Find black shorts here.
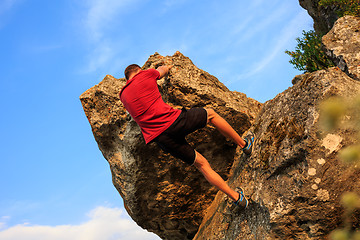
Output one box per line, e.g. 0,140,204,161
154,107,208,165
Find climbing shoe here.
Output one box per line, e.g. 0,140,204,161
233,187,248,209
242,131,255,155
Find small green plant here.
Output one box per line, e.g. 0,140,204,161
285,30,334,73
286,0,359,73
319,0,360,17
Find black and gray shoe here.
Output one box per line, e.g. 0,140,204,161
233,187,248,209
242,131,255,155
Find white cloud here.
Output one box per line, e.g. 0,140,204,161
84,42,114,73
0,0,19,16
162,0,188,13
229,10,310,83
84,0,132,41
0,216,10,230
0,206,159,240
0,0,22,28
236,4,289,44
80,0,141,74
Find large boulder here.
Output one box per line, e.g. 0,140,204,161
80,15,360,240
194,16,360,240
194,67,360,240
80,52,262,240
299,0,340,34
322,16,360,81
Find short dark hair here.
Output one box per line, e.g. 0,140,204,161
124,64,141,80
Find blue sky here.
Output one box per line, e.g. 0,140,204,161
0,0,313,239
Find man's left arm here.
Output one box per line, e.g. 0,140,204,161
156,65,173,79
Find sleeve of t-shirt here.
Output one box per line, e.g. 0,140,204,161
147,68,160,80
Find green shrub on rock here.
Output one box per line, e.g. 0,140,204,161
319,0,360,17
285,30,334,73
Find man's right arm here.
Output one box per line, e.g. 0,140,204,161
156,65,173,79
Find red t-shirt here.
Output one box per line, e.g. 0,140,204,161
119,68,181,144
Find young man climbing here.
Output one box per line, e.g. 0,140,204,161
119,63,254,209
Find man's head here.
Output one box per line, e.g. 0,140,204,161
124,64,141,80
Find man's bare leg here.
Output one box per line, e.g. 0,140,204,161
206,108,246,148
193,151,239,201
197,108,253,203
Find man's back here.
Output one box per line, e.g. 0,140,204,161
120,68,180,144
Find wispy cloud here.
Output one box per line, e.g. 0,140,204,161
161,0,188,13
0,0,22,28
0,0,19,16
84,42,114,73
0,216,10,230
236,4,290,44
84,0,132,41
80,0,139,74
0,206,159,240
230,10,310,83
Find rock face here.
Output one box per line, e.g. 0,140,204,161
299,0,340,34
322,16,360,81
80,16,360,240
194,68,360,240
193,16,360,240
80,52,261,239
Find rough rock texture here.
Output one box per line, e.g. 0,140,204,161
81,15,360,240
194,67,360,240
322,16,360,81
194,17,360,240
80,52,261,240
299,0,340,34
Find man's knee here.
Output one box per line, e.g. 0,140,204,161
193,151,210,170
